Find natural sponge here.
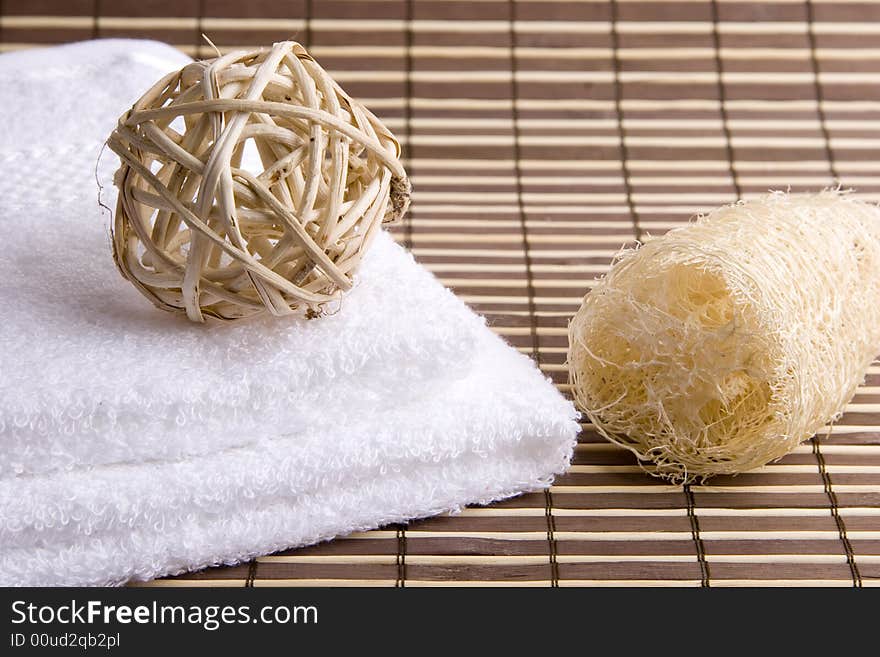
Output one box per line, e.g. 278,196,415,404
568,191,880,482
107,41,409,322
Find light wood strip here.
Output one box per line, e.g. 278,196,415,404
252,45,880,61
457,507,685,517
419,217,822,230
409,195,877,208
252,579,553,588
568,463,880,474
267,555,700,565
550,484,880,494
440,279,591,289
399,203,880,215
402,134,880,148
338,510,880,541
397,118,880,131
405,176,638,187
154,578,876,587
330,70,880,85
415,197,868,213
20,42,880,62
454,507,880,518
402,580,551,588
711,579,861,587
258,553,880,565
460,295,583,304
484,309,575,317
702,507,880,517
344,45,880,61
493,327,569,336
259,555,396,565
318,525,880,545
348,530,880,540
425,262,609,273
404,159,880,172
574,435,880,449
411,248,620,258
403,206,677,215
9,16,880,36
138,578,706,587
397,233,631,243
409,192,878,204
409,206,707,216
0,43,51,52
254,579,397,588
840,404,880,413
341,0,880,4
404,202,880,215
406,206,633,215
409,219,620,229
349,528,864,541
259,555,544,565
131,579,246,588
367,98,880,112
781,425,878,435
170,43,880,62
706,554,856,564
0,16,171,29
411,191,628,201
411,175,879,187
408,192,808,203
556,580,701,587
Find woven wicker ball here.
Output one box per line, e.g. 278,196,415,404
106,41,410,322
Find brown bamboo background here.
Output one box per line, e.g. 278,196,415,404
4,0,880,587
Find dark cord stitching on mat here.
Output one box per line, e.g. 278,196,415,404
507,0,555,584
245,560,258,587
806,0,856,586
506,0,538,365
709,0,742,200
544,490,560,587
684,484,711,587
304,0,313,51
395,526,407,587
394,0,414,588
812,438,862,586
402,0,415,251
92,0,100,40
609,0,641,242
804,0,840,185
195,0,204,58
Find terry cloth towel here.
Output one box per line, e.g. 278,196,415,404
0,40,579,586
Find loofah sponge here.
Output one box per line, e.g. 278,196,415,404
106,41,409,322
568,191,880,483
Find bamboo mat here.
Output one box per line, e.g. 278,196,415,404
4,0,880,587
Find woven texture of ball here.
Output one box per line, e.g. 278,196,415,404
107,41,410,322
568,191,880,483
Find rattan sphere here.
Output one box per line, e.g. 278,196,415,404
107,41,410,322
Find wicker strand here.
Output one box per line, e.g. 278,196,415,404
107,41,410,322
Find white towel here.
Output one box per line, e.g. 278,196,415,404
0,40,579,586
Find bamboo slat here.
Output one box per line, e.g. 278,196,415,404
5,0,880,588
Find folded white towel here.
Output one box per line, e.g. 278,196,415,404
0,40,578,586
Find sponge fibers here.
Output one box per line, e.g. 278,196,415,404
568,191,880,483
